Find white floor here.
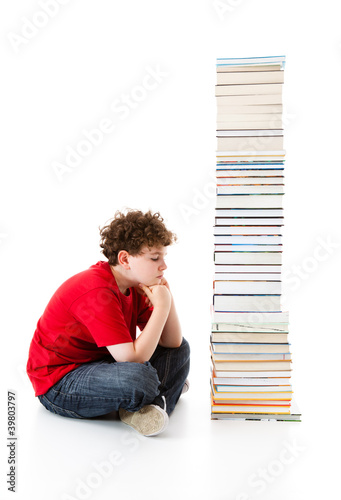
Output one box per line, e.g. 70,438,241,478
3,354,338,500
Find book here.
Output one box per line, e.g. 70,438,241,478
216,155,286,162
215,217,284,225
212,369,292,377
214,236,282,244
215,83,283,96
214,264,282,273
211,377,292,398
217,116,283,125
217,121,283,130
216,194,284,209
211,322,289,332
214,280,281,294
211,359,292,371
211,342,290,353
217,71,284,85
211,351,292,361
216,179,285,187
217,163,284,168
214,272,282,280
217,136,283,151
214,252,282,265
216,171,284,177
212,321,288,330
211,413,300,421
214,225,283,234
217,64,283,73
216,94,283,105
212,398,292,405
211,402,291,414
215,208,283,217
212,393,292,403
211,311,289,322
213,294,281,312
211,332,289,343
216,56,286,66
217,185,284,195
217,153,285,158
212,377,292,386
216,104,283,113
216,160,284,165
216,120,283,133
213,384,292,392
214,245,282,252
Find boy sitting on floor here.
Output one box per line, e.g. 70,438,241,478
26,209,190,436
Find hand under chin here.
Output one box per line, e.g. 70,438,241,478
148,278,162,286
134,279,161,292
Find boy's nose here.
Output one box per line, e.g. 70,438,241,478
159,261,167,271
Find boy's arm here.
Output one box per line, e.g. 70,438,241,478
106,284,171,363
158,279,182,348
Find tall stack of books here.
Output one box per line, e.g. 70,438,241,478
211,55,301,421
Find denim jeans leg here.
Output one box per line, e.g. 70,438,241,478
38,359,161,419
149,337,190,415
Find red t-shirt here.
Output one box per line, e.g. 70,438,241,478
26,261,153,396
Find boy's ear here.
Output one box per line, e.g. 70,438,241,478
117,250,131,269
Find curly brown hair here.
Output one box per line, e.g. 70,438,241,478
99,209,177,266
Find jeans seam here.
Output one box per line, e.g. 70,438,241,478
49,388,131,403
40,395,84,418
160,350,171,387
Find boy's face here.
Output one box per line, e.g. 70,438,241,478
127,246,168,286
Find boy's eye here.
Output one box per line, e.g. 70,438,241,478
151,257,159,261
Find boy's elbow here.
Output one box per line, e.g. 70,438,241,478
106,342,143,363
158,336,183,349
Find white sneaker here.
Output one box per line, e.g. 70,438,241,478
119,396,169,437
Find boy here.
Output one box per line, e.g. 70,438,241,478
26,209,190,436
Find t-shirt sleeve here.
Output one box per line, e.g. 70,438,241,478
69,288,133,347
136,293,153,331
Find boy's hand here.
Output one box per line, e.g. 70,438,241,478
158,277,171,292
138,283,171,311
134,283,152,307
135,278,171,307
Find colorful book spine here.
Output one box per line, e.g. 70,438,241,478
211,55,301,422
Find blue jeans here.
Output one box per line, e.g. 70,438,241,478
38,338,190,419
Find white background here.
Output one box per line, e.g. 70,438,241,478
1,1,341,499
